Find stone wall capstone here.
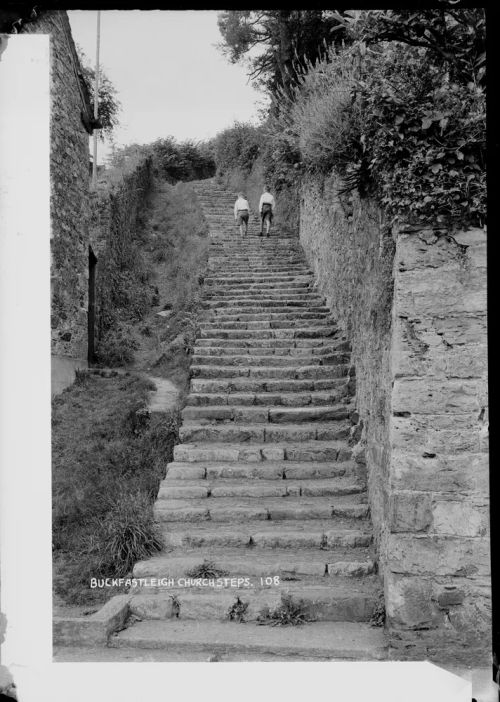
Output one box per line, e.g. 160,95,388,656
299,173,490,665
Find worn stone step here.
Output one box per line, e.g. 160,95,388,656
173,440,352,464
186,389,350,407
190,376,348,394
205,275,313,285
165,459,356,481
195,337,345,349
192,344,349,358
204,275,313,286
159,477,365,500
128,581,378,622
181,404,352,424
190,364,348,380
205,312,330,323
109,620,387,661
160,520,372,549
154,493,368,523
202,298,326,308
190,353,347,368
178,420,350,444
133,546,376,579
199,327,338,340
203,291,318,302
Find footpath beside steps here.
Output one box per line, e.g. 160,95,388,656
61,180,386,661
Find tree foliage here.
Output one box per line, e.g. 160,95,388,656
269,8,486,227
217,10,349,97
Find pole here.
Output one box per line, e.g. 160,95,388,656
92,10,101,188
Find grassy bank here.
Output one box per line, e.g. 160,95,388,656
53,177,209,606
52,372,179,605
134,180,209,400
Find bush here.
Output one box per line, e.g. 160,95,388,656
213,122,263,174
150,137,215,182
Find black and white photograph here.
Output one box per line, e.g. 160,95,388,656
0,5,493,701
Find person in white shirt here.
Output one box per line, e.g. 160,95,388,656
259,186,275,237
234,193,250,237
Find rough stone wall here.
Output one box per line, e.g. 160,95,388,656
22,11,91,358
385,225,489,663
300,173,490,665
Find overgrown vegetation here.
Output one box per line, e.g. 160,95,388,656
227,596,249,623
257,594,314,626
92,147,209,371
142,181,209,395
52,373,179,604
186,560,229,579
77,45,121,141
215,7,486,230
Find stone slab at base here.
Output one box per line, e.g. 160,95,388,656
51,355,87,397
53,595,131,646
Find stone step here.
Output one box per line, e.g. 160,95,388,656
199,327,338,340
203,290,317,301
133,546,376,579
205,311,330,323
178,420,350,444
195,337,346,349
191,345,348,358
202,303,329,313
173,440,352,464
207,265,310,274
203,279,315,288
205,277,313,286
203,298,327,309
127,580,379,622
204,275,313,285
165,459,356,481
186,389,350,407
190,376,349,394
191,353,348,367
190,364,348,380
159,477,365,500
160,520,372,549
181,404,352,424
109,620,387,660
199,321,331,332
154,493,368,523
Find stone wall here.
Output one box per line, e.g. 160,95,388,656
88,157,154,351
300,174,394,551
22,11,92,360
385,224,489,663
299,173,490,665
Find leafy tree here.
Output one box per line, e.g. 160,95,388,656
331,8,486,86
217,10,349,97
77,46,121,141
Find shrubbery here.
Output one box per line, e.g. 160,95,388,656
216,9,486,230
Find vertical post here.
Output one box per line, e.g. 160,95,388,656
92,10,101,187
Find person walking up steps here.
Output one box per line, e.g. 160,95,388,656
234,192,250,237
259,186,275,237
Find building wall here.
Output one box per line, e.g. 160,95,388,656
23,11,91,360
299,173,490,665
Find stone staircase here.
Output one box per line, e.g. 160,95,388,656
109,179,386,661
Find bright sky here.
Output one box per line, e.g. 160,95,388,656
68,10,265,158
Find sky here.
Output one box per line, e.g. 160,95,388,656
68,10,265,160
